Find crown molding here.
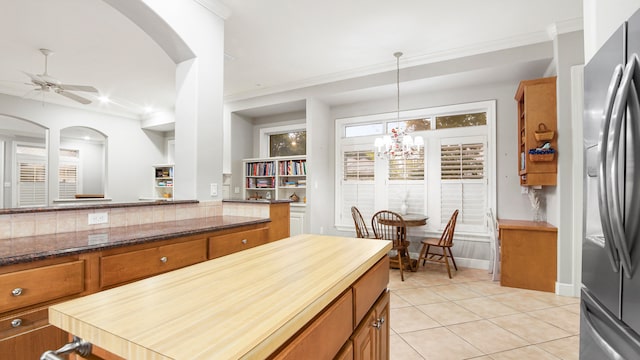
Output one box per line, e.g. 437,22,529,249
224,30,555,103
547,17,584,38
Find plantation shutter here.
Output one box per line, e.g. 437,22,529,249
59,163,78,199
440,138,486,231
18,161,47,207
387,148,425,215
341,147,375,229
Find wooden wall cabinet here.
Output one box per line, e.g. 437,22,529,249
498,219,558,292
515,76,557,186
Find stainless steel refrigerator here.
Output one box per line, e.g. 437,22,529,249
582,8,640,359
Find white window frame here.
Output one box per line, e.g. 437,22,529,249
59,148,82,200
258,123,306,158
335,100,496,240
13,141,48,208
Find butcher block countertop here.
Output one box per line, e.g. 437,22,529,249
48,234,392,360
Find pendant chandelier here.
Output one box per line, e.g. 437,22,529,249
374,52,424,159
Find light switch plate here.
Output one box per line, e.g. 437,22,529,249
210,183,218,196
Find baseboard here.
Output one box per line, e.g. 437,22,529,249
408,252,489,271
556,281,580,297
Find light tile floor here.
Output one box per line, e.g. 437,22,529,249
388,263,580,360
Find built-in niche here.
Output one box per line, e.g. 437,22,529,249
0,114,48,208
59,126,107,200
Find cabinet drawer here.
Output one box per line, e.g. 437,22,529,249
271,290,353,360
352,256,389,327
209,228,268,259
0,261,84,313
100,238,207,288
0,307,49,339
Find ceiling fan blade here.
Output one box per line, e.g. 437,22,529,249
59,84,98,93
55,89,92,104
22,71,46,86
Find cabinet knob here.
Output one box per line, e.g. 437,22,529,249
378,316,385,325
372,320,381,329
241,239,248,244
160,256,168,263
11,287,22,296
11,318,22,328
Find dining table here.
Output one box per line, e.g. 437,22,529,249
377,213,428,272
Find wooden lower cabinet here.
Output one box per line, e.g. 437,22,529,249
0,324,67,360
498,219,558,292
100,237,208,289
1,222,282,359
209,227,268,259
352,291,390,360
271,290,354,360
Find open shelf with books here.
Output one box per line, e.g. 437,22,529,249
153,164,174,200
243,156,306,205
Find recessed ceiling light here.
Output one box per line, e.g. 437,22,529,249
98,96,110,104
144,106,154,113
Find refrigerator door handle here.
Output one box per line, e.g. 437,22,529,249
582,289,633,360
581,300,625,360
609,54,640,278
598,63,624,272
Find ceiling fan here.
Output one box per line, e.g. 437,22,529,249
24,48,99,105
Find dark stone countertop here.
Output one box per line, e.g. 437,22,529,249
0,216,269,266
0,200,199,215
222,199,292,204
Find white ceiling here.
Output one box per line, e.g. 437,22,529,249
0,0,583,120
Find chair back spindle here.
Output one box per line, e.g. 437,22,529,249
351,206,370,238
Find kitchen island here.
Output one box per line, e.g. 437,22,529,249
48,234,392,359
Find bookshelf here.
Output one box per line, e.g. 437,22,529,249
153,164,174,200
243,156,306,206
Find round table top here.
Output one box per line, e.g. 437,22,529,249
377,213,428,227
400,213,428,226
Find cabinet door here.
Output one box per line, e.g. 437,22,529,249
352,310,377,360
374,292,390,360
290,212,304,236
0,324,67,360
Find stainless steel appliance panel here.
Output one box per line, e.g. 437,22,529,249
583,24,626,318
621,8,640,335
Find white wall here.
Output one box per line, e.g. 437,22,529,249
0,93,166,203
583,0,640,62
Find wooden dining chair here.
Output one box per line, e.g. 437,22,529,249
351,206,372,238
487,208,500,281
371,210,412,281
418,209,459,278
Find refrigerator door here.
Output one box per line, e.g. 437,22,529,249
583,24,626,317
621,8,640,335
581,289,640,359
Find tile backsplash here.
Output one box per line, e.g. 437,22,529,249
0,201,226,240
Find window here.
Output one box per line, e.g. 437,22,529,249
15,144,47,207
440,139,486,232
269,131,306,157
343,150,375,180
335,100,495,238
59,149,80,199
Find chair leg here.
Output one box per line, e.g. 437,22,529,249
397,251,405,281
448,247,458,270
443,247,452,279
418,243,427,266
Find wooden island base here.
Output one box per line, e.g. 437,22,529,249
49,235,392,360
